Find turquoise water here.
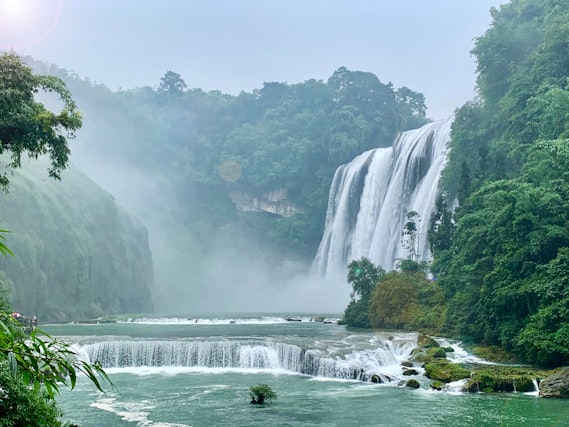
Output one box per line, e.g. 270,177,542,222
49,315,569,427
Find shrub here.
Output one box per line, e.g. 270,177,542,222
0,363,63,426
249,384,277,404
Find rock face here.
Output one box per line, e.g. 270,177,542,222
230,189,301,217
539,368,569,398
0,158,154,322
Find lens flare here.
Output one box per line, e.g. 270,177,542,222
0,0,63,51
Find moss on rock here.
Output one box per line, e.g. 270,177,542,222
406,379,420,389
424,360,470,383
465,366,543,393
430,381,445,391
427,347,447,359
417,334,440,348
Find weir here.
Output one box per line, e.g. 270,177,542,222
80,337,416,382
313,118,453,276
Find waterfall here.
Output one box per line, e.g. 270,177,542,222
313,117,453,276
79,337,416,382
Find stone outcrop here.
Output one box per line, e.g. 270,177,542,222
230,189,301,217
539,367,569,398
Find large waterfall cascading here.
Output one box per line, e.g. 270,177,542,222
79,337,416,382
313,117,453,276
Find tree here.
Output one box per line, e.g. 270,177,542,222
369,272,419,329
157,70,187,96
347,257,385,299
342,258,385,328
0,53,82,191
249,384,277,404
402,211,420,262
0,53,112,420
369,271,446,332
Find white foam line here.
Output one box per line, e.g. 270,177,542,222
105,366,298,376
91,397,192,427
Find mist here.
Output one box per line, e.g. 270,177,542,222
70,142,348,314
7,0,503,316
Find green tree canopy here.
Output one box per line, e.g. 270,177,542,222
347,257,385,299
0,53,112,421
0,53,82,191
431,0,569,367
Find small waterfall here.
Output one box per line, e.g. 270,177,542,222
80,338,415,382
531,378,540,395
313,118,453,275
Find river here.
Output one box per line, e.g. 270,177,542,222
47,314,569,427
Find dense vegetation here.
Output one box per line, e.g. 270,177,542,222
30,61,427,257
340,0,569,369
342,258,446,334
0,53,154,322
430,0,569,367
0,158,154,321
0,52,111,426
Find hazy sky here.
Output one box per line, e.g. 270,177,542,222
2,0,502,119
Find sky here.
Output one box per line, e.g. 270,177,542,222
1,0,504,120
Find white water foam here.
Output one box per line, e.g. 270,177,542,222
91,397,191,427
313,117,453,276
116,316,339,325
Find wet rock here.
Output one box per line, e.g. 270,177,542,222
417,335,440,348
430,381,444,391
539,367,569,398
406,379,420,389
371,374,382,383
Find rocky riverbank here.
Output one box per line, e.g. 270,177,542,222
398,334,569,397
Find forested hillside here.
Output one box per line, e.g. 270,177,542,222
0,157,154,322
431,0,569,367
29,63,426,255
27,60,428,311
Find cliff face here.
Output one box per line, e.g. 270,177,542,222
230,189,302,218
0,158,154,322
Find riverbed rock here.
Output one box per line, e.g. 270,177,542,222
371,374,382,383
466,366,540,393
424,360,470,383
403,369,419,376
406,379,420,389
417,335,440,348
539,367,569,398
427,347,447,359
430,381,444,391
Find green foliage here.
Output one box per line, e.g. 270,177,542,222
0,362,62,427
249,384,277,404
423,360,470,383
431,0,569,367
28,60,426,256
0,312,111,399
157,71,187,96
369,271,446,333
341,258,385,328
342,295,372,328
0,159,154,322
0,53,82,191
0,229,14,257
347,257,385,299
465,366,540,393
